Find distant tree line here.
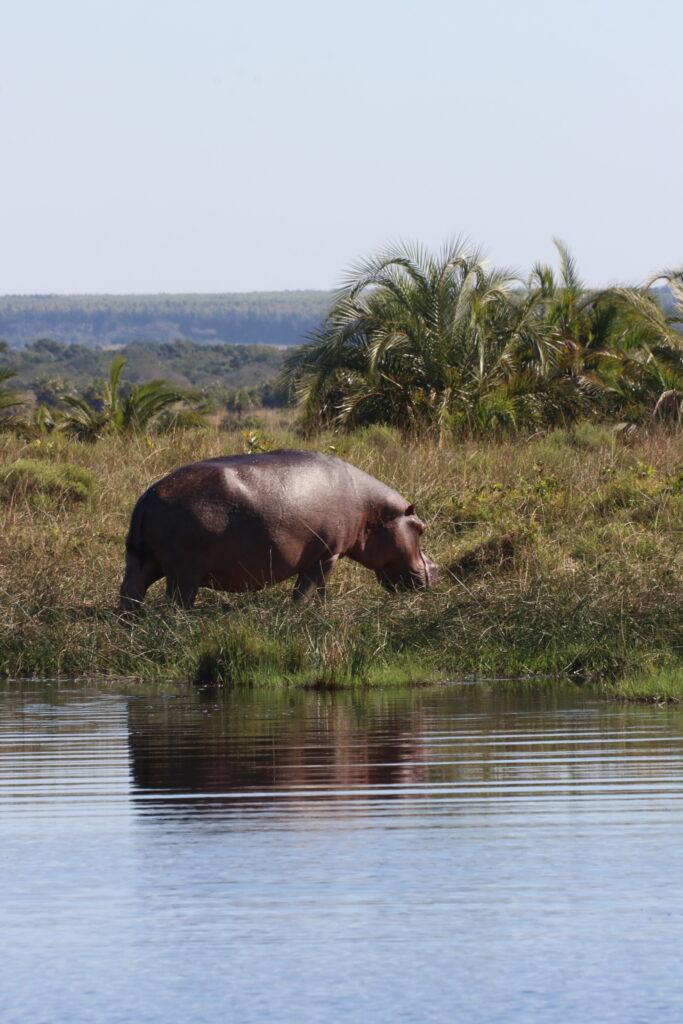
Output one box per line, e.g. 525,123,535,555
0,291,331,348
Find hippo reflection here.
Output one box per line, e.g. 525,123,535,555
127,691,429,817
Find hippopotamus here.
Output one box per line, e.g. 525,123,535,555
119,449,437,612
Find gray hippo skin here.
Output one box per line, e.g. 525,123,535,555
119,449,437,611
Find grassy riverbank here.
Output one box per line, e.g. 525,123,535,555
0,422,681,694
604,667,683,704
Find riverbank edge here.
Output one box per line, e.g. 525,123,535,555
2,659,682,703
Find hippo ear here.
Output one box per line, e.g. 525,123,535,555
404,504,416,516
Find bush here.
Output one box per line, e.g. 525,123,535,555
0,459,97,503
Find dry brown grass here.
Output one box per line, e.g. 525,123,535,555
0,421,681,685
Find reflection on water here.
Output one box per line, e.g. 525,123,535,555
1,682,683,1024
129,689,432,813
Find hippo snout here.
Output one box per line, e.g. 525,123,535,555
416,558,438,590
424,559,439,588
378,558,439,592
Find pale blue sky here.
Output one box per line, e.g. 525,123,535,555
1,0,681,293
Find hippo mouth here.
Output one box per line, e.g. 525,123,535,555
378,559,438,592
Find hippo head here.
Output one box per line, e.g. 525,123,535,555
354,504,438,592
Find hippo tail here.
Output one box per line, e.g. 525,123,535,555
125,495,147,565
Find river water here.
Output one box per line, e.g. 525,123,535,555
1,682,682,1024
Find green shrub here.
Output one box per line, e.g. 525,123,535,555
537,423,615,453
591,472,663,517
0,459,97,503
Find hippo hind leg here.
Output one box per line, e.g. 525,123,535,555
119,554,162,614
293,555,339,605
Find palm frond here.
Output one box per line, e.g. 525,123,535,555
552,237,583,293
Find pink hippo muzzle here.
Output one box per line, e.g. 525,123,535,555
377,556,439,592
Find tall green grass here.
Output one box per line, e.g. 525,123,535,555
603,667,683,704
0,423,681,690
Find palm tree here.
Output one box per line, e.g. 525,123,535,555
613,269,683,424
62,355,200,441
526,243,683,426
284,240,568,439
287,237,683,439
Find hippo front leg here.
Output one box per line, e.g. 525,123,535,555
165,573,201,609
292,555,339,605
